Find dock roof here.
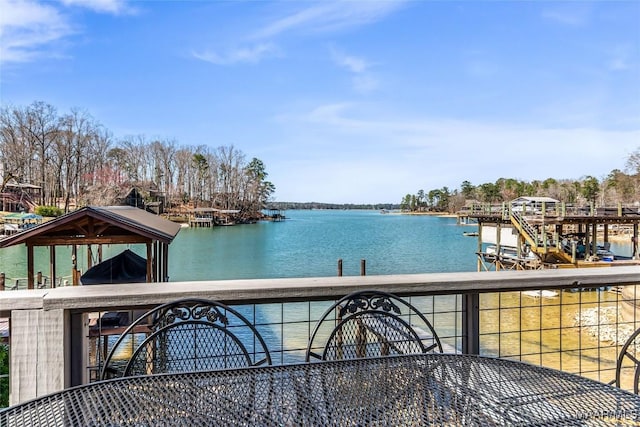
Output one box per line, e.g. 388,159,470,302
0,206,181,248
511,196,559,204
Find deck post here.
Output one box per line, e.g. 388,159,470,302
10,309,68,405
69,311,86,386
462,293,480,355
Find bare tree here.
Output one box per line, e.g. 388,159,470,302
21,102,59,204
174,147,194,204
55,109,105,211
2,101,276,218
150,139,176,209
216,145,245,210
0,105,33,191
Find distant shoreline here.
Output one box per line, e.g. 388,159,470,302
395,211,635,243
399,212,458,218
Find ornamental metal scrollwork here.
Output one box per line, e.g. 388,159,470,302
193,303,228,325
370,296,401,315
339,294,401,317
154,303,228,329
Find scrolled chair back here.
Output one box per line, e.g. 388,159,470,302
101,298,271,379
306,290,443,362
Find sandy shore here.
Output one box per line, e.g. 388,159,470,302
576,304,637,346
605,233,636,243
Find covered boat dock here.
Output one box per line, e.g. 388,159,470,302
0,206,181,288
460,199,640,270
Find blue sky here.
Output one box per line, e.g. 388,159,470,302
1,0,639,204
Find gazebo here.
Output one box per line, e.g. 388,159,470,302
0,206,181,288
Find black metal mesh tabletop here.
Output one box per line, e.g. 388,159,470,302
2,354,639,426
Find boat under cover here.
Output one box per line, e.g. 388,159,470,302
80,249,147,285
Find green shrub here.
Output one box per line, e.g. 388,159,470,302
0,344,8,408
35,206,64,217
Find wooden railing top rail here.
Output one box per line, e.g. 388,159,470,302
1,266,638,315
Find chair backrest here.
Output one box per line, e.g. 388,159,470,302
306,290,443,361
101,298,271,379
615,327,640,394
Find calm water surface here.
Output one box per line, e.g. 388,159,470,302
169,210,478,281
1,209,632,281
2,210,478,280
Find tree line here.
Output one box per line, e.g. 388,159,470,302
267,202,399,210
0,101,275,217
401,149,640,213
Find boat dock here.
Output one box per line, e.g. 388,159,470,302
187,208,243,227
189,208,215,227
264,208,286,222
459,197,640,271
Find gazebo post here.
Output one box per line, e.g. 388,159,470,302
50,246,56,288
27,244,34,290
163,242,169,282
87,245,93,269
146,242,152,283
72,245,78,286
153,241,159,282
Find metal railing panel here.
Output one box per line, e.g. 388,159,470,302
1,267,639,405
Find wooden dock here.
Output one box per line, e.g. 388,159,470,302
461,199,640,271
189,208,215,227
264,209,286,222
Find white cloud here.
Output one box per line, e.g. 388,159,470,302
0,0,134,64
608,45,632,71
192,43,281,65
194,2,403,68
254,1,406,39
0,0,72,63
59,0,132,15
330,47,379,93
332,49,370,73
269,103,640,203
541,4,593,27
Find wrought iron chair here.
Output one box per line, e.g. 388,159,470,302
614,327,640,394
306,290,443,361
301,290,445,424
100,298,271,379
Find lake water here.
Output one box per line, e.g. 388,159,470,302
169,210,479,281
0,209,633,282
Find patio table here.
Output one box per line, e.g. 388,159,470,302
2,353,639,426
